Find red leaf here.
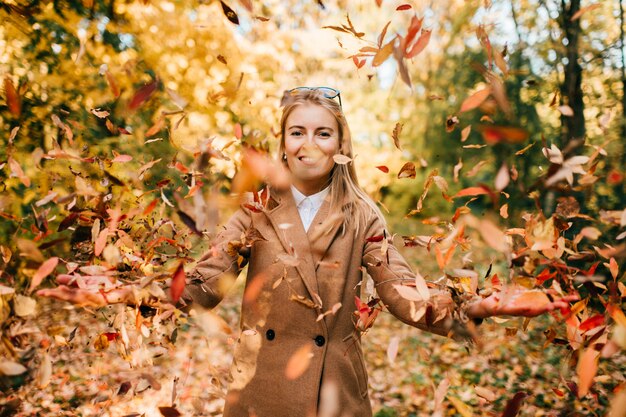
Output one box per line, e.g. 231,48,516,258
375,165,389,173
406,29,431,58
129,79,159,111
143,199,159,215
403,16,423,49
170,262,186,303
103,332,120,341
579,314,605,332
396,4,412,10
366,235,384,242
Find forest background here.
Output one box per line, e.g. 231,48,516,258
0,0,625,416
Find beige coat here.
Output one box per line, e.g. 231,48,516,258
183,188,456,417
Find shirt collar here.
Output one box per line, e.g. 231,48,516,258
291,185,330,208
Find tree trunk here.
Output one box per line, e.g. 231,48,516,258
558,0,585,153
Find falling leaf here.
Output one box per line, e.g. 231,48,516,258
577,347,599,397
129,79,159,110
392,122,403,150
494,163,510,191
474,386,496,402
170,262,186,303
111,153,133,163
145,117,166,137
500,204,509,219
502,392,528,417
570,4,601,21
94,229,108,257
159,407,182,417
0,360,27,376
220,1,240,24
459,87,491,113
387,336,400,364
372,40,394,67
406,29,432,58
8,157,31,187
477,125,529,144
515,143,534,155
558,105,574,117
396,4,412,10
579,314,605,332
4,76,21,117
414,271,431,301
453,186,489,198
448,396,473,417
285,343,313,380
90,108,110,118
608,257,618,280
375,165,389,173
14,295,37,317
333,154,352,164
37,353,52,389
461,125,471,142
29,257,59,293
398,162,416,179
105,70,120,98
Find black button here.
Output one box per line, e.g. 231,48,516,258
266,329,275,341
314,335,325,347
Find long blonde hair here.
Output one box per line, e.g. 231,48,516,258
278,89,385,233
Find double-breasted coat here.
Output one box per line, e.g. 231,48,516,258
182,188,456,417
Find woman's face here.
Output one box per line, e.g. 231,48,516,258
284,103,340,195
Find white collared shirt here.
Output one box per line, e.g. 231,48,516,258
291,185,330,232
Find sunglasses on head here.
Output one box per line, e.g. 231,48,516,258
286,86,342,107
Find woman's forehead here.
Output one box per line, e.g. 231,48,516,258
285,103,338,129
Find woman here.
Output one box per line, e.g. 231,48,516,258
40,88,576,417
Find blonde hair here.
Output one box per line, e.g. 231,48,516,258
278,89,385,233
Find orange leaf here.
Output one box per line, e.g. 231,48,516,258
4,76,21,117
372,40,394,67
453,186,489,198
403,15,423,49
577,347,599,397
234,123,243,139
105,71,120,98
29,257,59,293
143,199,159,215
375,165,389,173
333,154,352,164
570,4,601,21
145,117,165,137
285,343,313,380
608,257,618,280
170,262,186,303
477,125,529,144
459,87,491,113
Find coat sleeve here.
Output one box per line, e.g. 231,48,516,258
361,213,457,337
180,208,251,309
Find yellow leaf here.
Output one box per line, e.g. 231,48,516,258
448,396,473,417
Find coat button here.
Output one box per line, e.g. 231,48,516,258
266,329,275,341
314,335,325,347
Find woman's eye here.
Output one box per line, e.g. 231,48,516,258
319,131,331,138
290,131,303,136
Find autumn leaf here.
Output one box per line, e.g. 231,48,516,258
387,336,400,364
29,257,59,293
105,70,120,98
4,76,21,117
571,4,601,21
333,154,352,164
459,87,491,113
396,4,412,11
285,343,313,380
577,347,599,397
452,186,489,198
220,1,240,24
406,29,432,58
559,105,574,117
170,262,186,303
129,79,159,111
397,162,416,179
372,40,394,67
502,391,528,417
392,122,403,150
476,125,529,144
159,407,182,417
460,125,471,142
375,165,389,173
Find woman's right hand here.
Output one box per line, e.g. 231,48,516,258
37,274,134,307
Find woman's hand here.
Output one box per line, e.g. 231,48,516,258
37,274,134,308
466,288,579,319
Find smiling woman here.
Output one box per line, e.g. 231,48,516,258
38,88,578,417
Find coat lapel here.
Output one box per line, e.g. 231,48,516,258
263,189,320,302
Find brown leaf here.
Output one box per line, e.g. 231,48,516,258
170,262,186,303
220,1,240,24
502,392,528,417
397,162,416,179
129,79,159,111
145,116,166,137
4,76,21,117
159,407,182,417
105,71,120,98
392,122,403,150
285,343,314,380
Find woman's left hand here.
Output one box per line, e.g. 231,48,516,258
467,288,579,319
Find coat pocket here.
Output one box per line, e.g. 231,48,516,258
348,341,369,398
